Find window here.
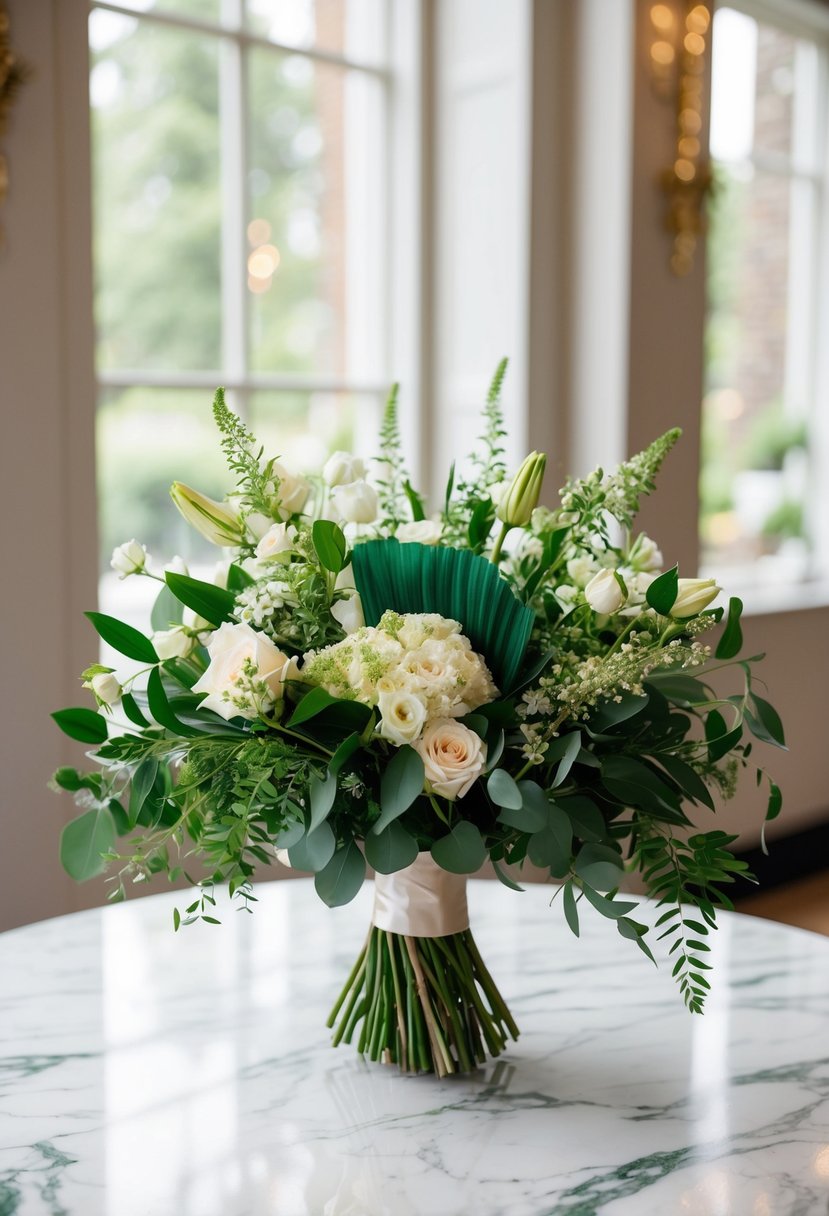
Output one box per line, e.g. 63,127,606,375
89,0,390,621
700,1,829,591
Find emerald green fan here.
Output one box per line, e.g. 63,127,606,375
350,540,534,691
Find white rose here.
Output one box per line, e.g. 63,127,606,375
396,520,443,545
331,479,379,524
323,451,366,488
152,626,196,661
414,719,486,801
165,555,189,577
255,523,297,562
331,593,364,635
90,671,121,707
271,462,310,517
111,539,148,579
378,688,428,746
627,533,663,573
192,622,289,721
585,569,625,615
566,555,598,588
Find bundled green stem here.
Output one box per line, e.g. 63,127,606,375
327,927,519,1077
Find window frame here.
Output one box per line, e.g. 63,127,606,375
90,0,399,436
699,0,829,607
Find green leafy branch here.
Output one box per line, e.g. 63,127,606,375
212,386,275,518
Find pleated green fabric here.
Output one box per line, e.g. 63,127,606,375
350,540,534,691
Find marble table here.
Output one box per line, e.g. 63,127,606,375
2,880,829,1216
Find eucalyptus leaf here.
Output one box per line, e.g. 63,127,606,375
574,843,624,892
487,768,523,810
288,822,336,873
560,796,606,843
748,694,786,748
431,821,487,874
329,732,362,777
527,804,573,875
375,746,424,834
491,858,525,891
309,772,337,832
365,821,419,874
563,882,580,937
315,840,366,907
60,806,116,881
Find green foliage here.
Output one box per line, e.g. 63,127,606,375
431,822,487,874
443,358,509,543
375,383,411,532
166,571,236,626
212,387,274,519
52,708,108,745
632,827,752,1013
376,746,425,834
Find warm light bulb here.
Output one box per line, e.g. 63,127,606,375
674,158,696,181
247,273,271,294
650,3,674,31
687,5,710,34
684,31,705,55
651,40,675,66
678,135,700,158
246,217,272,246
679,108,702,134
247,244,281,278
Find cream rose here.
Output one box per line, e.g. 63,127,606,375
396,519,443,545
415,719,486,800
378,688,428,746
270,462,310,518
255,522,297,562
192,622,289,721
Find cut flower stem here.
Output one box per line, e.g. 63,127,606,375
327,926,519,1077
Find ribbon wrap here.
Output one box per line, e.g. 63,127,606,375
372,852,469,938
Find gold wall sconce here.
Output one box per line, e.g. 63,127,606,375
0,1,31,250
649,2,714,276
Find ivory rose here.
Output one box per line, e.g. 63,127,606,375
323,451,366,488
255,522,297,562
331,479,379,524
396,519,442,545
193,622,289,721
378,688,428,746
415,719,486,800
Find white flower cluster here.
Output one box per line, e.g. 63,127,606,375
301,611,498,733
235,578,297,634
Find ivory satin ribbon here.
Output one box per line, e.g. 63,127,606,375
372,852,469,937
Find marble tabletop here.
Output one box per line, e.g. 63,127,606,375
2,879,829,1216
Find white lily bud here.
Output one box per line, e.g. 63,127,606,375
671,578,720,619
170,483,243,547
496,452,547,527
585,569,625,615
111,539,148,579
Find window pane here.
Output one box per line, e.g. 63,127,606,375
98,387,228,574
245,0,386,66
701,10,821,586
90,11,221,371
247,51,386,380
248,390,383,472
99,1,223,20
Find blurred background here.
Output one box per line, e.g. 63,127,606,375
1,0,827,931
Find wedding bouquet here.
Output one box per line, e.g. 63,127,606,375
53,363,784,1076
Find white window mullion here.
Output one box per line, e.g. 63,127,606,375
219,2,247,387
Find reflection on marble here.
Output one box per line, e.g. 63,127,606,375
2,880,829,1215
